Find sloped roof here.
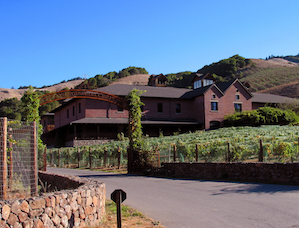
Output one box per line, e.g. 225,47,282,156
252,93,295,103
96,84,192,99
217,79,253,97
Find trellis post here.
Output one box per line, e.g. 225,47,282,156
117,146,121,169
43,147,47,171
58,149,60,168
8,132,13,188
30,121,38,196
173,144,176,162
104,147,107,167
227,141,230,162
89,147,92,169
157,145,160,167
0,117,7,200
259,139,264,162
77,148,80,168
195,144,199,162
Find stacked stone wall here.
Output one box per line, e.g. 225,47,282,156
0,172,105,228
162,162,299,185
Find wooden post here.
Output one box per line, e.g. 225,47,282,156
227,141,230,162
0,117,7,200
104,147,107,168
67,149,70,167
173,144,176,162
30,121,38,196
259,139,264,162
8,133,13,188
50,149,53,166
89,147,92,169
43,148,47,171
117,146,121,169
157,152,160,167
195,144,199,162
78,148,80,168
58,149,60,168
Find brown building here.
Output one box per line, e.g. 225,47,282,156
41,76,257,147
41,75,295,147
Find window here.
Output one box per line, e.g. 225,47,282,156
176,103,181,113
117,106,124,113
72,106,75,116
236,94,240,100
212,94,216,99
78,103,81,113
157,103,163,113
234,103,242,112
211,102,218,111
141,105,144,112
67,109,69,118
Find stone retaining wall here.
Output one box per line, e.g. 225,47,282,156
162,162,299,185
0,172,106,228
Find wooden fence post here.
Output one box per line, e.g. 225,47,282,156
67,149,70,167
104,147,107,167
157,145,160,167
58,149,60,168
227,141,230,162
259,139,264,162
89,147,92,169
8,132,13,188
43,147,47,171
30,121,38,196
173,144,176,162
78,148,80,168
195,144,199,162
0,117,7,200
50,149,53,166
118,146,121,169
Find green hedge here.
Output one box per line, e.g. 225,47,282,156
224,107,299,127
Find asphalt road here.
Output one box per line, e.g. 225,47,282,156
47,167,299,228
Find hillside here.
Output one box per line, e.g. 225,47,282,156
0,79,84,101
110,74,150,86
258,81,299,98
238,59,299,93
251,58,298,68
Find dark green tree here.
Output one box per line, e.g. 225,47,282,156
0,98,23,120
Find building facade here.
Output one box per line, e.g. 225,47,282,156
42,76,256,147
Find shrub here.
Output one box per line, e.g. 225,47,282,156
224,107,299,127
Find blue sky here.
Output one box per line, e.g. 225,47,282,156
1,0,298,89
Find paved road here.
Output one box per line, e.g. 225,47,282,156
47,167,299,228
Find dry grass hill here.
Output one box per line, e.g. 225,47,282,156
251,58,298,68
1,58,299,102
240,58,299,97
0,80,84,102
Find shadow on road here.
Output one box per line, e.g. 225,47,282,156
210,181,299,195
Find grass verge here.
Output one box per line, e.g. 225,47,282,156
97,200,165,228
